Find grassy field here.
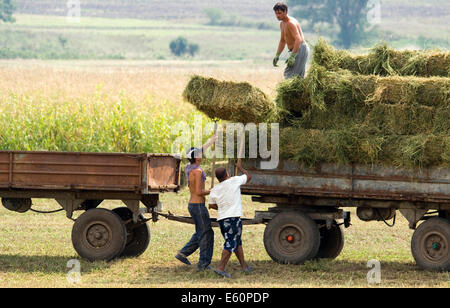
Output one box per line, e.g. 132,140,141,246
0,185,449,288
13,0,277,21
0,60,449,288
0,14,283,61
2,0,449,61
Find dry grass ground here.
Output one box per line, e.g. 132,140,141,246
0,189,449,288
0,60,448,288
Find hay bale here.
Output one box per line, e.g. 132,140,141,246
183,75,278,123
367,75,449,107
274,76,306,115
296,102,444,135
312,38,362,74
276,65,372,114
279,125,449,168
313,38,450,77
364,104,436,135
443,140,450,165
434,105,450,134
387,134,449,168
276,65,450,115
279,126,383,167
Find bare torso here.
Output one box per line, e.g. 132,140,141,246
280,16,305,50
189,169,206,204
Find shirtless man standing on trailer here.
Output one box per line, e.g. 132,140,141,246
272,2,309,79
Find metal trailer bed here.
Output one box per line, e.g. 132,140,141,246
1,150,448,270
224,159,450,271
0,151,181,262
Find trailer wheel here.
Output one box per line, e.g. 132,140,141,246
315,220,345,260
112,207,150,258
264,212,320,265
72,208,127,262
411,217,450,271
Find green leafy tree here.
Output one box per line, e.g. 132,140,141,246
187,43,199,57
169,37,200,57
203,8,224,25
170,37,188,56
58,35,68,48
288,0,370,48
0,0,16,23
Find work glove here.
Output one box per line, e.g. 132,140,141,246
273,53,281,67
286,52,297,68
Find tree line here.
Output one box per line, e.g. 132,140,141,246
2,1,380,50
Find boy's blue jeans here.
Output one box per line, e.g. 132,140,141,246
179,203,214,270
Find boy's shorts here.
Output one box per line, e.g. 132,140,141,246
218,217,242,253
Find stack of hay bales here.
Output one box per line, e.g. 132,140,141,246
277,64,449,134
277,39,450,168
183,40,450,168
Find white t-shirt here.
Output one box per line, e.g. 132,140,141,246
209,174,248,221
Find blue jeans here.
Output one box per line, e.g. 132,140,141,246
179,203,214,269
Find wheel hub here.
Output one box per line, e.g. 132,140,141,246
423,232,448,263
86,223,111,248
432,242,441,250
277,225,303,254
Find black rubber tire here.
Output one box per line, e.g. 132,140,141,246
411,217,450,271
2,198,32,213
72,208,127,262
439,211,450,220
112,207,150,258
315,220,345,260
264,211,320,265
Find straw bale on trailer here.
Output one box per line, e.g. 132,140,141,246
279,126,450,168
313,38,450,77
181,40,450,168
276,64,450,115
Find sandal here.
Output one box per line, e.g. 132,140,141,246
241,266,253,274
214,268,231,278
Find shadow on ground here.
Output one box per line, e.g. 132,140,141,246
0,255,448,287
0,254,111,274
127,259,449,287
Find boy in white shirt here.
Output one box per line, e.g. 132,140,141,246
208,160,253,278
